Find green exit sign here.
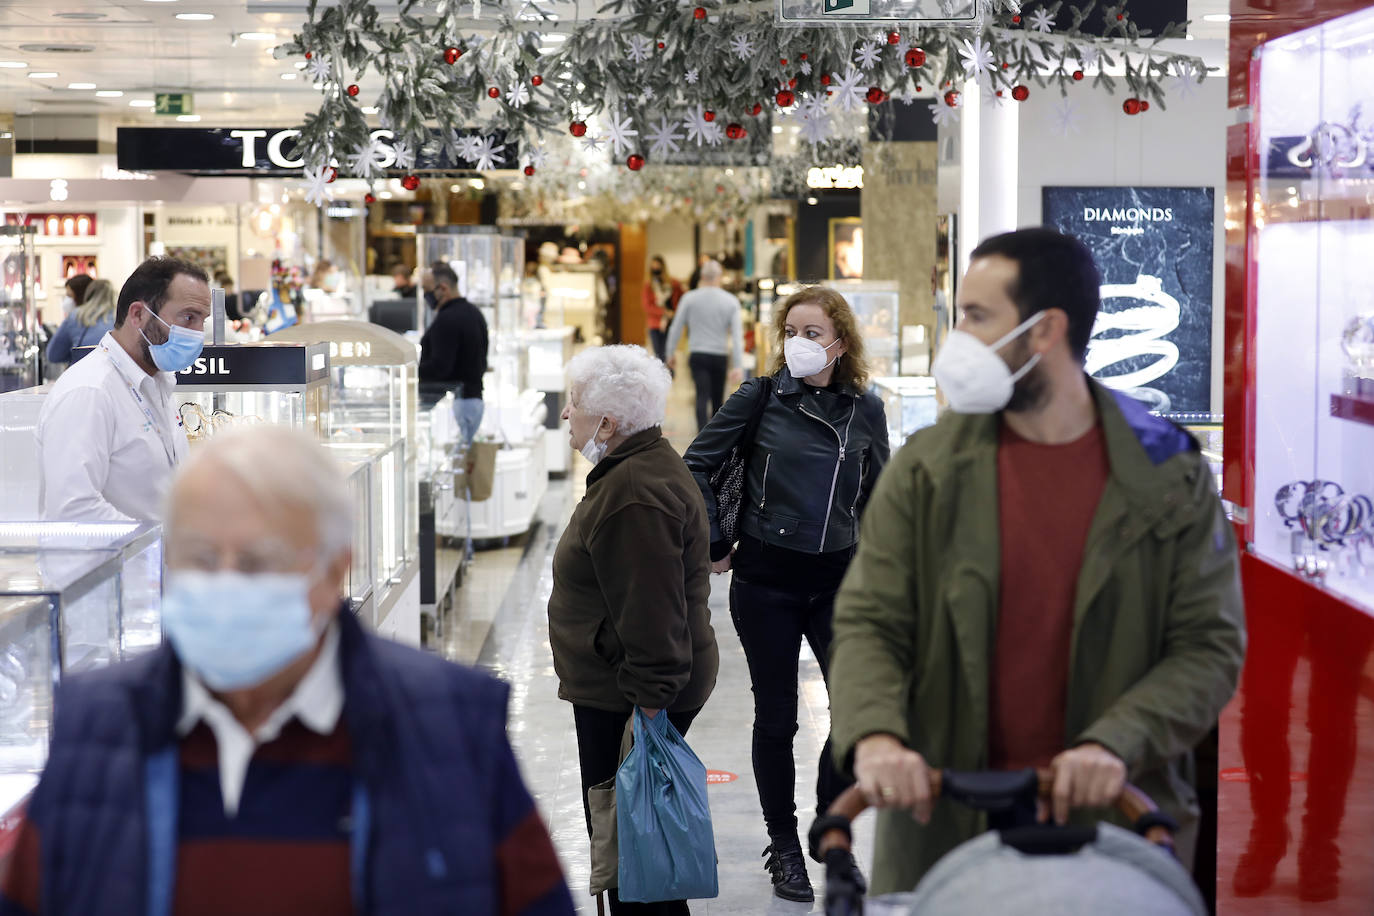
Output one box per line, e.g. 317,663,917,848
155,93,193,116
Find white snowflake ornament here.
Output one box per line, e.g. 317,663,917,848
800,60,812,76
302,164,336,207
683,105,723,147
349,135,388,180
627,35,654,64
391,140,416,170
455,134,483,162
506,81,530,108
1028,9,1055,33
930,101,960,128
959,36,995,79
798,98,834,146
854,41,883,72
981,81,1007,109
830,67,867,113
729,32,755,61
580,133,606,153
685,68,699,85
472,135,506,170
306,54,332,84
1052,98,1082,136
604,111,639,157
645,115,684,159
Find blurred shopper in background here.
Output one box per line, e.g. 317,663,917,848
418,262,489,443
0,426,574,916
45,278,116,366
683,286,888,903
665,261,746,431
829,227,1245,896
548,345,718,915
642,254,683,366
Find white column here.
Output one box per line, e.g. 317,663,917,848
958,78,1020,278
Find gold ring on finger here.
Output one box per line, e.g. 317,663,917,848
880,786,896,799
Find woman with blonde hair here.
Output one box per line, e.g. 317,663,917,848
683,285,889,903
46,278,118,366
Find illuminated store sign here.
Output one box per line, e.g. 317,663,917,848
807,166,864,189
116,127,517,175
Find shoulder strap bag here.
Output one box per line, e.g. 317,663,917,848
707,376,774,546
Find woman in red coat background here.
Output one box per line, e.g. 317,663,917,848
642,254,682,366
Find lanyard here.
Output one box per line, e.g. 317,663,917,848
100,340,178,469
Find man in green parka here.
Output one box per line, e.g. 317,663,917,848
829,228,1245,896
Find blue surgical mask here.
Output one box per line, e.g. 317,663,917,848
140,308,205,373
160,569,323,691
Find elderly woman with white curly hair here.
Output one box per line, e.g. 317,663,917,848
547,344,718,915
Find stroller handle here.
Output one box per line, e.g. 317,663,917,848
814,769,1177,861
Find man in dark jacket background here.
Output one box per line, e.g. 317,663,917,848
0,425,573,916
419,261,489,443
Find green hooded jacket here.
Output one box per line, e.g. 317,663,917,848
830,381,1245,896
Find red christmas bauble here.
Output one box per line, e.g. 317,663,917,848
905,47,926,68
627,154,645,171
820,73,831,86
800,53,808,61
1117,13,1124,20
693,6,706,19
726,122,745,140
789,77,798,89
570,120,588,137
1012,15,1021,24
531,74,543,86
996,90,1004,97
1122,98,1142,115
1140,100,1151,112
914,85,922,92
325,167,338,183
364,192,376,204
347,84,360,97
305,51,313,59
1012,85,1029,102
524,165,536,176
487,86,501,98
444,47,462,65
402,175,420,191
775,88,795,107
887,31,901,45
1072,69,1085,81
703,109,715,122
780,58,788,66
866,86,886,104
944,89,960,107
750,102,763,116
715,184,725,194
657,41,665,49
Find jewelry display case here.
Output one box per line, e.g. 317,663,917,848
0,523,164,824
0,226,39,395
1246,13,1374,609
0,387,47,521
417,227,501,327
873,376,939,446
524,326,576,475
542,270,599,344
174,343,330,445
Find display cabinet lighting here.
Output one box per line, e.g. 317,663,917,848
96,90,123,97
0,61,27,68
176,12,215,20
27,72,58,79
129,99,156,107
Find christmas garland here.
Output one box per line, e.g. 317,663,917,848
279,0,1207,204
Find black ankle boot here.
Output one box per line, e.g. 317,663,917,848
762,836,814,903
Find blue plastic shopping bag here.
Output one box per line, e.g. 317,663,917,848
616,708,719,902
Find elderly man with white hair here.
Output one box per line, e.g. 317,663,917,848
664,260,746,431
547,345,718,916
0,426,575,916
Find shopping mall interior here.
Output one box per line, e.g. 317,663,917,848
1,0,1373,913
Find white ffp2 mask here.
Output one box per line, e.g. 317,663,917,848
784,336,841,378
930,311,1047,414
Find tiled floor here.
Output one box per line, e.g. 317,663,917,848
440,361,875,914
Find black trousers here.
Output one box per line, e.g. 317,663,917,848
648,328,668,364
574,704,702,915
729,575,852,839
688,352,728,431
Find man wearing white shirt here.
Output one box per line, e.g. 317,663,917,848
37,256,212,521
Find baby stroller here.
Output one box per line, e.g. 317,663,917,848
808,769,1207,915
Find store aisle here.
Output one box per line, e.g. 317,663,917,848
458,365,874,914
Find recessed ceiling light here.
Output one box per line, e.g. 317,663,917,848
129,99,156,107
239,32,275,41
176,114,201,122
280,72,297,80
1203,13,1231,22
27,72,58,79
67,82,96,90
294,61,307,69
360,106,379,114
0,61,27,68
96,89,124,97
175,12,215,20
142,0,180,3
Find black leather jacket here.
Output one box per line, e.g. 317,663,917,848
684,370,890,559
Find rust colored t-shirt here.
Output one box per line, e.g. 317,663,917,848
989,420,1110,771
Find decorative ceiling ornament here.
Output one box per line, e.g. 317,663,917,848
279,0,1206,202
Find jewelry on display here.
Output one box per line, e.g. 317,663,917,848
179,402,209,441
1341,311,1374,379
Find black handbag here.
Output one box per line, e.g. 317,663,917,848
707,376,773,545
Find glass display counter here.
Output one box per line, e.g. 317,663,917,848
873,376,939,446
543,269,600,344
1248,11,1374,609
1,226,39,394
525,327,576,475
0,522,164,822
174,343,330,445
0,387,47,521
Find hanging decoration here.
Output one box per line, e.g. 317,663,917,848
279,0,1206,202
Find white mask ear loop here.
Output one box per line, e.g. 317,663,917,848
991,311,1047,384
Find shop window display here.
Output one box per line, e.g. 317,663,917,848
0,227,39,394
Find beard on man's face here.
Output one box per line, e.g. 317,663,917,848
1004,335,1049,414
